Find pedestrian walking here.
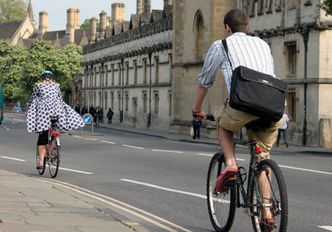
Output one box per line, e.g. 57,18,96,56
276,113,289,147
107,107,114,124
192,117,201,139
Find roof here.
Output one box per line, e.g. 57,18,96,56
41,30,66,41
150,10,163,23
0,21,22,40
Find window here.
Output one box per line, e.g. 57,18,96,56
111,64,114,86
194,11,204,59
285,42,297,78
143,91,147,113
111,91,114,109
125,62,129,86
105,65,108,87
143,59,147,84
125,92,129,111
168,90,172,116
154,92,159,114
104,92,108,110
118,63,121,86
134,61,138,84
287,90,296,121
154,57,159,84
117,92,121,111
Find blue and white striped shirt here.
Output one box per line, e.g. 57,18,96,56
197,32,275,95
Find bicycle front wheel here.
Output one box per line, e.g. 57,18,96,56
207,152,236,232
250,159,288,232
48,138,60,178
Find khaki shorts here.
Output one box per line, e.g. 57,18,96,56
218,102,283,155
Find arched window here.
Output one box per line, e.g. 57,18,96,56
194,11,205,60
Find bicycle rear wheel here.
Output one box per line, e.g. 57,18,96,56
207,152,236,232
36,148,46,175
48,138,60,178
250,159,288,232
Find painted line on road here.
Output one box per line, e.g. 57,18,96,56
279,165,332,176
121,178,207,199
101,140,116,144
72,135,83,139
57,166,94,175
84,138,98,141
38,179,191,232
196,153,246,161
1,156,26,162
318,226,332,231
152,149,183,154
3,125,10,131
122,144,144,150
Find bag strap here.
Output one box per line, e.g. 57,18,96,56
222,39,233,70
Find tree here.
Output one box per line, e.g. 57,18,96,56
0,40,28,101
321,0,332,16
80,18,100,29
0,0,26,23
22,40,82,95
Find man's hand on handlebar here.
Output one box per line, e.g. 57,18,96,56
192,109,206,120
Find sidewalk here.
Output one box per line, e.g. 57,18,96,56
0,170,149,232
96,122,332,155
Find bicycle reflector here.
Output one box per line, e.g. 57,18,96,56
52,133,61,137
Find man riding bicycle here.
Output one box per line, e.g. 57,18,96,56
192,9,283,228
26,70,84,169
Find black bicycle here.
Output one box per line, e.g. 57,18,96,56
205,115,288,232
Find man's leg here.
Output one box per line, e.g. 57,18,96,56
218,127,236,168
38,145,46,167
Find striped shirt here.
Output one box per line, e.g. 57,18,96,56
197,32,275,95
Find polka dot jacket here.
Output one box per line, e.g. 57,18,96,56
26,81,84,133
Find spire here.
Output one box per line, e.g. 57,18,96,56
27,0,34,21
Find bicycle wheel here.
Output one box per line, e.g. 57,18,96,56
207,152,237,232
36,148,46,175
48,137,60,178
250,159,288,232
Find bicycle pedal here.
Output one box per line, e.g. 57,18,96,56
224,179,236,187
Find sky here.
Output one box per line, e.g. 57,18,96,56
29,0,164,31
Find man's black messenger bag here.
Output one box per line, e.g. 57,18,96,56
222,40,288,122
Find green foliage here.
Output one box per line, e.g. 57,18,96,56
80,18,100,29
321,0,332,16
0,40,28,101
0,40,82,103
0,0,26,23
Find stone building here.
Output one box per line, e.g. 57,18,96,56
81,0,332,147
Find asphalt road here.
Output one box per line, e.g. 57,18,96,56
0,118,331,232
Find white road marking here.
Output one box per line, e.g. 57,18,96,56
152,149,183,154
196,153,245,161
318,226,332,231
72,135,83,139
84,138,98,141
279,165,332,175
1,156,25,162
101,140,116,144
122,144,144,150
3,125,10,131
57,167,94,175
37,179,191,232
121,178,206,200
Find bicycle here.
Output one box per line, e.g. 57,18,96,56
36,116,61,178
205,115,288,232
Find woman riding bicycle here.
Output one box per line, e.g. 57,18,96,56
26,70,84,169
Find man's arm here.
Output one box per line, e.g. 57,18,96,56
192,85,208,118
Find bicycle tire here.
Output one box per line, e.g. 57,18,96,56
207,152,237,232
48,137,60,178
250,159,288,232
36,148,46,175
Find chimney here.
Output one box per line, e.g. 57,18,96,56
38,11,48,35
111,3,125,23
90,17,97,43
164,0,172,5
75,9,80,29
136,0,143,15
143,0,151,21
99,10,107,38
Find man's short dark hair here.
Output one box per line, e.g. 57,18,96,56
223,9,248,33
